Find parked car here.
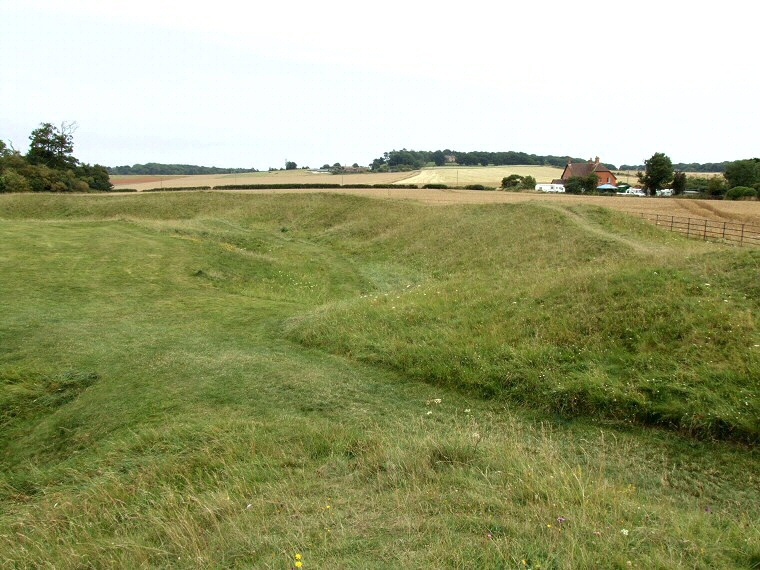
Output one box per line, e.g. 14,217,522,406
535,183,565,193
617,188,646,197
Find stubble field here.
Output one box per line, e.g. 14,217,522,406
110,169,414,191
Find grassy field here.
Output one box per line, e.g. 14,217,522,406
0,192,758,568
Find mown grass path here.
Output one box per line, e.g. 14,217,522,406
0,193,758,568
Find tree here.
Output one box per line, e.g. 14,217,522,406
77,163,113,192
285,161,297,170
27,122,78,170
563,174,598,194
724,158,760,188
501,174,523,189
1,121,113,193
520,175,537,190
638,152,673,196
706,177,727,197
672,171,687,195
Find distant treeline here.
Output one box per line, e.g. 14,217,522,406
108,163,260,175
619,162,729,173
370,149,597,171
372,149,732,174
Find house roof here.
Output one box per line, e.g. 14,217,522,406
561,158,613,180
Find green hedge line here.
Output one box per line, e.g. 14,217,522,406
143,186,212,192
423,183,449,189
121,183,426,193
213,183,342,190
213,183,420,190
464,184,495,190
725,186,758,200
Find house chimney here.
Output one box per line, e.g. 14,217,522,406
595,156,600,164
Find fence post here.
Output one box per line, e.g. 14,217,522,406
687,218,691,238
670,216,674,231
722,222,726,240
655,213,660,226
703,219,707,241
740,224,745,247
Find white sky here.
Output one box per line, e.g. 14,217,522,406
1,0,758,169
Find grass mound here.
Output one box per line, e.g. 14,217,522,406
0,192,758,567
279,202,760,442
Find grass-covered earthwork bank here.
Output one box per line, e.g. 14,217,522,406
0,192,758,568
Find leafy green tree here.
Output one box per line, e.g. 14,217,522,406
724,158,760,188
0,169,31,192
564,174,598,194
27,122,78,170
684,175,710,192
1,122,112,193
501,174,523,189
564,176,584,194
77,163,112,192
671,171,687,195
706,177,727,197
285,161,297,170
431,150,446,166
582,173,599,193
638,152,673,196
725,186,757,200
520,175,537,190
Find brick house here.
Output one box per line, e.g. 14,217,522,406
553,157,617,187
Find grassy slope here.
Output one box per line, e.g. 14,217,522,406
0,193,758,569
286,203,759,442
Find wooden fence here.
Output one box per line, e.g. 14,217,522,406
633,212,760,247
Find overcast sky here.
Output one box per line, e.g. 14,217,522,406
2,0,758,169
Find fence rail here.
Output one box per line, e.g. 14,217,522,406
633,212,760,247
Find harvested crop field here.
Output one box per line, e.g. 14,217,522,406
109,170,414,191
109,175,187,185
400,165,565,186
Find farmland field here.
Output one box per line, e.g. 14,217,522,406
1,192,758,568
399,165,565,186
110,169,414,191
108,166,565,191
